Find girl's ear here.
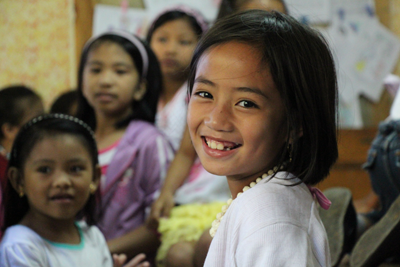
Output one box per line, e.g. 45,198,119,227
8,167,24,196
2,123,20,142
132,81,147,101
89,165,101,194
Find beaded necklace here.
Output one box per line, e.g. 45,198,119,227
209,165,281,237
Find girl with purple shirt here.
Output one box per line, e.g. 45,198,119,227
76,30,174,263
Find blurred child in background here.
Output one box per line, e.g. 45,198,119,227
146,6,231,266
0,85,44,239
76,30,173,263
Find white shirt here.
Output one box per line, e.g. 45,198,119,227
0,221,113,267
204,172,330,267
155,83,188,151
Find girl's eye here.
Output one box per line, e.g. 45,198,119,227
38,166,51,174
237,100,258,108
90,68,101,74
70,165,85,173
195,91,213,99
157,37,167,43
180,40,192,45
116,70,127,75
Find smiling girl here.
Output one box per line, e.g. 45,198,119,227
187,10,338,266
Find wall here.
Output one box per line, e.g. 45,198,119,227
0,0,76,109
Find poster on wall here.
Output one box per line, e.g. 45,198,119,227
93,4,149,38
285,0,332,24
321,0,400,128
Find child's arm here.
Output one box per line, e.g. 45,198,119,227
147,126,197,229
108,224,160,261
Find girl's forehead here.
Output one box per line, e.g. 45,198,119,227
86,42,134,65
88,41,126,57
24,133,93,162
196,42,275,91
154,17,198,35
202,42,264,68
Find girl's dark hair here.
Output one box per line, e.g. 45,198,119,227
189,10,338,185
216,0,289,20
0,85,42,140
146,9,206,43
3,114,100,230
50,90,79,115
76,33,162,130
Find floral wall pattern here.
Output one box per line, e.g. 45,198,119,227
0,0,75,109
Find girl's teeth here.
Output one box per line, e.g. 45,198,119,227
211,141,217,149
208,140,229,151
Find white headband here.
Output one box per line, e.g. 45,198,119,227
83,29,149,78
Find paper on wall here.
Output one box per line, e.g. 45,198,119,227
285,0,332,24
93,4,149,38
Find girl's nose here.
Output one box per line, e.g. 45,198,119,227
53,172,72,189
204,103,234,132
165,40,178,54
99,70,114,86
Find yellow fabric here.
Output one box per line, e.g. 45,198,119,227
156,202,225,266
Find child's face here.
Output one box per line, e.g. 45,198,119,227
20,134,98,223
187,42,287,184
150,18,198,78
82,42,141,118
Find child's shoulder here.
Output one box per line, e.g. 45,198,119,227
234,172,314,223
1,225,43,244
0,225,46,255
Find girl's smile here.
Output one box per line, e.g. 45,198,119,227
187,41,288,189
203,136,241,151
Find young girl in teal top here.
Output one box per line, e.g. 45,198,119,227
0,114,149,267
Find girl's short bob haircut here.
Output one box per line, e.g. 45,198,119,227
76,31,163,130
188,10,338,185
3,114,100,230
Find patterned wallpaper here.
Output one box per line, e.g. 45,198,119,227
0,0,76,109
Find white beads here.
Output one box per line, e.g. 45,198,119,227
221,205,228,212
209,166,280,238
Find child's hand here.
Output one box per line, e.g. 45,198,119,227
113,253,150,267
147,191,175,230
